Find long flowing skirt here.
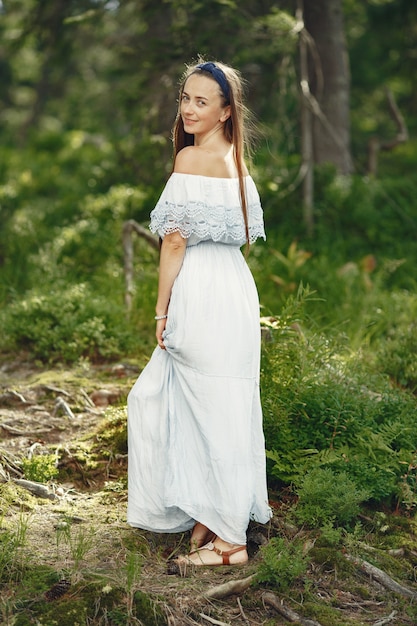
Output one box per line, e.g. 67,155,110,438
127,241,271,545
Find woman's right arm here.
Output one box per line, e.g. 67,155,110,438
155,231,187,349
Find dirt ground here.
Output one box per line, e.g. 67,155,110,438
1,359,417,626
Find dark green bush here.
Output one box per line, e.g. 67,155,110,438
0,283,133,363
256,537,308,590
261,287,417,505
294,467,368,528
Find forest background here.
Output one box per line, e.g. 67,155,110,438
0,0,417,507
0,0,417,626
2,0,417,516
1,0,417,624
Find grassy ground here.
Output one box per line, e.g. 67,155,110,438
1,360,417,626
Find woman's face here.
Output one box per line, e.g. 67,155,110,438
180,73,230,139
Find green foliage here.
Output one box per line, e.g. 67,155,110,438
261,284,417,505
21,454,58,483
256,537,308,590
0,283,133,363
374,319,417,392
94,408,128,455
0,513,30,584
294,468,368,529
132,590,165,626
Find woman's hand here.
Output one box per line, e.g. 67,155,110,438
156,318,167,350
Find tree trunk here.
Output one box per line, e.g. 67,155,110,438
298,1,314,237
303,0,353,174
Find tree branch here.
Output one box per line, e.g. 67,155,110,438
201,575,255,600
345,553,417,599
122,219,159,313
263,592,324,625
367,88,409,175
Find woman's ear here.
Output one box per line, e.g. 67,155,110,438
220,105,231,123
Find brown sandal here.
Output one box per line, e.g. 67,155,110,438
166,541,247,576
199,541,247,565
183,540,247,566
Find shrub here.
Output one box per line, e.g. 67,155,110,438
0,283,133,363
256,537,308,590
21,454,58,483
261,287,417,505
294,467,369,528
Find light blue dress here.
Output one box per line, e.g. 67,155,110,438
127,173,272,545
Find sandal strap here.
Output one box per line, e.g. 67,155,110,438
213,544,247,565
184,541,247,565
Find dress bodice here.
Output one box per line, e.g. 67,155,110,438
149,173,266,246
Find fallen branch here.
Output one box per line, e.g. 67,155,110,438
0,448,23,478
40,384,71,396
372,611,397,626
201,574,255,600
1,422,53,436
0,390,30,406
199,614,230,626
367,87,409,175
345,553,417,599
236,597,250,625
14,478,58,501
263,591,323,626
53,397,75,419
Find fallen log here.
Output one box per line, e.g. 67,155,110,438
345,553,417,599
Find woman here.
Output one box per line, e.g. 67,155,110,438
127,60,271,569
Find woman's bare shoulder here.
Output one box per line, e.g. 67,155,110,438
173,147,207,175
174,147,248,178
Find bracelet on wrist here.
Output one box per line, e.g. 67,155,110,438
154,314,168,320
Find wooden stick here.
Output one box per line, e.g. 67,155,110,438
263,592,323,626
201,574,255,600
372,611,397,626
236,597,250,624
199,614,231,626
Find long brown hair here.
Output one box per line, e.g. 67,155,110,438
172,60,253,249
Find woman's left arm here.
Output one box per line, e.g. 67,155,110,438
155,231,187,349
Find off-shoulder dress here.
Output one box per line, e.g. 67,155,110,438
127,173,272,545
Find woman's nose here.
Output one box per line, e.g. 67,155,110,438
183,100,193,114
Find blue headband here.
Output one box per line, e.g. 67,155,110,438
196,62,230,101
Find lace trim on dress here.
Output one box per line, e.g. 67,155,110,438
150,199,265,244
149,174,266,245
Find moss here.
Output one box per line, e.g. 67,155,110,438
18,598,89,626
350,584,373,600
19,566,62,597
133,590,167,625
14,582,127,626
310,547,354,575
301,601,356,626
93,408,128,455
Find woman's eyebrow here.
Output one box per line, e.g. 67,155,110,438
183,90,208,101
